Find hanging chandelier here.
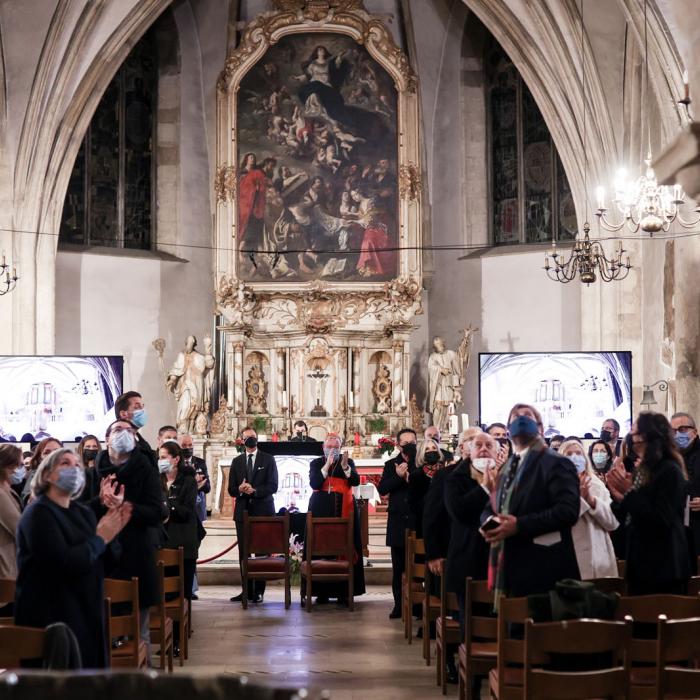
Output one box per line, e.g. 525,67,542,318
544,223,631,285
544,0,632,285
595,0,700,235
0,252,18,296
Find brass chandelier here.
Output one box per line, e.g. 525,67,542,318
0,253,18,296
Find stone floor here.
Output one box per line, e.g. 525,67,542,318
184,584,478,700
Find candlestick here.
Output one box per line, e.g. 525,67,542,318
348,392,354,410
461,413,469,432
282,390,287,409
596,186,605,210
449,414,459,435
400,389,406,407
684,69,690,101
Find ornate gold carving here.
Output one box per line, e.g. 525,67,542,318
273,0,366,15
372,364,392,413
214,164,237,203
410,393,424,433
399,163,421,201
364,22,417,93
216,276,257,328
246,363,268,414
210,396,229,435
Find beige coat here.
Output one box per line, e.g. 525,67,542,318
0,486,21,580
572,474,619,580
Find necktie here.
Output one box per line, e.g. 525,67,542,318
498,454,520,511
246,454,253,483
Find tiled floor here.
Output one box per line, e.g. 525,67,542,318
185,584,474,699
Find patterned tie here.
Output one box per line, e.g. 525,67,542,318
498,453,521,511
246,454,254,483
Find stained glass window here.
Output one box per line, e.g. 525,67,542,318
486,42,574,245
59,32,156,250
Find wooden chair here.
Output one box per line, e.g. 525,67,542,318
157,547,190,663
523,617,632,700
617,559,626,578
489,595,530,700
403,532,425,643
616,594,700,697
0,577,15,624
0,625,45,667
149,560,174,672
300,513,354,612
687,575,700,596
400,528,417,626
585,576,627,596
422,564,441,664
458,578,497,700
104,577,148,669
655,615,700,699
435,562,461,694
242,512,291,610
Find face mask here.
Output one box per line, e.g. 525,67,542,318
592,451,608,467
111,430,135,455
600,429,612,443
55,466,85,496
675,432,692,450
10,466,26,485
158,459,173,474
296,431,304,439
130,409,147,429
82,449,98,463
569,454,587,473
509,415,539,439
323,447,340,461
244,436,258,449
181,448,194,459
425,451,441,465
401,443,417,459
472,457,495,473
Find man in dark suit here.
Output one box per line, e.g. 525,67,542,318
378,428,417,619
114,391,157,469
481,402,580,599
290,420,316,442
227,426,278,603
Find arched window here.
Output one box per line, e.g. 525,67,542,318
486,41,576,245
59,31,156,250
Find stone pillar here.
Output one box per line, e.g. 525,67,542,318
276,348,286,413
352,347,361,413
392,340,403,412
233,341,244,414
226,339,235,407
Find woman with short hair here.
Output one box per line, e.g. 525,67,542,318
0,444,23,580
14,448,131,667
21,437,62,505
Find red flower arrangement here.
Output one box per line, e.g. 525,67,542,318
377,437,396,456
233,437,245,453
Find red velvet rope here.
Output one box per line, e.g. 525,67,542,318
196,540,238,565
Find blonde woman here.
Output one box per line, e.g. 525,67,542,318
559,438,619,579
407,439,444,538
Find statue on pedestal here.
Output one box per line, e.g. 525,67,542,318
166,335,215,434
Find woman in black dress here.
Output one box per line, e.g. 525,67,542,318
15,448,131,667
307,434,365,602
607,412,691,595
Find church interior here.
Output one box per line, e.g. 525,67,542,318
2,0,700,697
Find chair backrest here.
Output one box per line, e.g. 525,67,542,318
617,559,626,578
687,575,700,596
157,546,186,600
524,617,632,700
104,577,141,641
0,624,45,667
407,535,426,580
439,563,459,618
497,595,531,668
616,595,700,664
0,577,15,604
244,512,290,557
465,578,497,648
585,576,626,596
656,615,700,698
305,513,353,559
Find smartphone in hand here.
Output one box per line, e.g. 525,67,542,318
479,515,501,536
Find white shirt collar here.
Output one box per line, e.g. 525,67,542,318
246,449,257,461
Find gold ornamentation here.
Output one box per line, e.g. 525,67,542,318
216,276,257,328
399,163,421,201
246,363,268,414
372,364,392,413
214,165,237,203
364,22,417,93
210,396,229,435
273,0,366,15
410,393,424,433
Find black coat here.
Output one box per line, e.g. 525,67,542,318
482,446,580,597
188,456,211,495
378,455,413,547
683,439,700,554
423,464,457,562
617,458,691,593
407,464,438,538
308,456,360,513
95,449,166,609
15,496,108,668
164,470,199,560
444,460,490,593
227,450,278,521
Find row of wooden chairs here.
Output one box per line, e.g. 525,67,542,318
0,546,190,672
241,512,355,612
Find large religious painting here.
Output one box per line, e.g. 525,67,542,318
234,33,398,282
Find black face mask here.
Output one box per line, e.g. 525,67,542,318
296,431,304,439
600,429,612,443
244,436,258,449
83,449,98,463
182,448,194,459
425,451,441,465
401,443,417,459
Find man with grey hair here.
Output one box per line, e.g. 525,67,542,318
671,411,700,554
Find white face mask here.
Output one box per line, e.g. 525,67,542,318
472,457,496,473
158,458,173,474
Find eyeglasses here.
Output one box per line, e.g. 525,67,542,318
675,426,695,433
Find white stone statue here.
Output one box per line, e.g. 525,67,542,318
427,336,464,434
166,335,216,434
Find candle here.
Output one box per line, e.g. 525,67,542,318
353,431,361,446
348,392,354,410
683,69,690,100
449,414,459,435
673,183,683,202
596,186,605,210
282,390,287,409
400,389,406,407
461,413,469,432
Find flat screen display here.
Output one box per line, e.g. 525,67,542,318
479,351,633,438
273,455,315,513
0,355,123,442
